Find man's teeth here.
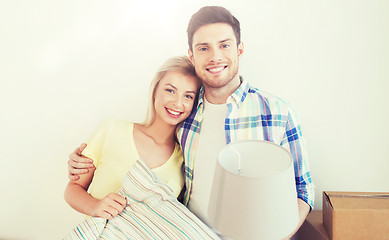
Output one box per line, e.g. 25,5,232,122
208,66,225,73
167,108,181,115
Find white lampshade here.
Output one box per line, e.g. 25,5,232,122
208,140,299,240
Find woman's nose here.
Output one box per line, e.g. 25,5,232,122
172,95,184,108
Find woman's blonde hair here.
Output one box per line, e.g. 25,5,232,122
142,56,200,127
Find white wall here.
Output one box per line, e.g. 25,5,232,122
1,0,388,239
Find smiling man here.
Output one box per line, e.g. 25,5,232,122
177,6,314,239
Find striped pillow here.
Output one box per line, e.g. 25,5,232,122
65,159,221,240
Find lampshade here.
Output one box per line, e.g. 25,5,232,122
208,140,299,240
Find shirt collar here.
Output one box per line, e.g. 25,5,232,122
227,76,250,108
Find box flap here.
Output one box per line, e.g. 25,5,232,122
325,191,389,210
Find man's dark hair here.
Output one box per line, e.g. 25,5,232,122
187,6,241,51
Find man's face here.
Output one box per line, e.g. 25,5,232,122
188,23,244,91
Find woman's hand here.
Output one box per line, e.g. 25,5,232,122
90,193,127,220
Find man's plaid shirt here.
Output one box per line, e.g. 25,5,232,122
177,78,314,209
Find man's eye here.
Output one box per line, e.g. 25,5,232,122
199,47,208,51
221,44,230,48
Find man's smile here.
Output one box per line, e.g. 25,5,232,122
206,65,227,74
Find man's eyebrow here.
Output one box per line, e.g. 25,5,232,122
219,38,234,43
194,39,234,48
194,42,209,48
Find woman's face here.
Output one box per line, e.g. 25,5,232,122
153,71,199,127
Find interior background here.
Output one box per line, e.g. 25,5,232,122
1,0,388,239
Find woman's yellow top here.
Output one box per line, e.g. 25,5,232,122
82,119,184,199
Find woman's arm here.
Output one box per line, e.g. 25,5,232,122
64,164,127,220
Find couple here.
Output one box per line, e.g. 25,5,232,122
65,6,314,240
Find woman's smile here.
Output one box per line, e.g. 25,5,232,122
165,107,183,118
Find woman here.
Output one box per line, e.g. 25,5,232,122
64,57,220,239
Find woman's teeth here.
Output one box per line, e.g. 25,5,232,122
167,108,181,116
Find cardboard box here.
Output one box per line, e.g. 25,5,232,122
293,210,329,240
323,191,389,240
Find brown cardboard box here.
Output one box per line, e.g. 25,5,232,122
293,210,329,240
322,191,389,240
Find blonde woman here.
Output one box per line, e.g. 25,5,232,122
65,56,199,218
64,57,220,239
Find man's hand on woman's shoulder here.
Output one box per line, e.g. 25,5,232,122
68,143,95,181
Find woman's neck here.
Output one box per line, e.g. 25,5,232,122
137,120,176,146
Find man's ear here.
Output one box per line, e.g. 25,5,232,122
188,49,194,64
238,42,244,58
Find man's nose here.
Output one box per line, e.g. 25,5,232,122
210,48,223,62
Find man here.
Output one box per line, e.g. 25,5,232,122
68,6,314,239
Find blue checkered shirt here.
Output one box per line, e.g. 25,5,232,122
177,78,314,210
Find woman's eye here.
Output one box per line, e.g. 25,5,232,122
166,89,174,93
221,44,230,48
185,95,194,100
199,47,208,51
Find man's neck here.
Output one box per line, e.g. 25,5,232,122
203,75,241,104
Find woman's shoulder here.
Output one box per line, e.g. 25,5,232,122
89,119,134,144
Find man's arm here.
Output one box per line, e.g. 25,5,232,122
281,106,314,239
68,143,95,181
